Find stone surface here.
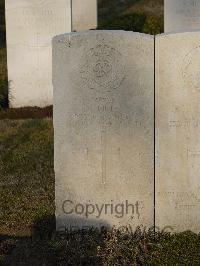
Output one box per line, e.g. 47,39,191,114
53,31,154,231
72,0,97,31
5,0,71,107
165,0,200,33
156,32,200,233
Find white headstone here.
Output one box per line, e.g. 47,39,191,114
165,0,200,33
5,0,71,107
156,31,200,233
53,31,154,231
72,0,97,31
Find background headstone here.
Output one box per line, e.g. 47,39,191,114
5,0,71,107
72,0,97,31
156,31,200,233
53,31,154,230
165,0,200,33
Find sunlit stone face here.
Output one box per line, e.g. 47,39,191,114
53,31,154,231
156,31,200,233
165,0,200,32
72,0,97,31
5,0,71,107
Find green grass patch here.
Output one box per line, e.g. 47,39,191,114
0,48,8,109
99,12,146,32
0,119,54,233
98,12,163,34
0,106,53,119
98,0,164,34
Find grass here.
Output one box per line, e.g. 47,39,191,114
0,48,6,80
98,0,163,34
0,226,200,265
0,119,54,235
0,48,8,109
0,106,53,119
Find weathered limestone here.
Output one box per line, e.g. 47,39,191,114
72,0,97,31
156,32,200,233
53,31,154,230
165,0,200,33
5,0,71,107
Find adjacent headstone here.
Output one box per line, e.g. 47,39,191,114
72,0,97,31
53,31,154,231
156,32,200,233
5,0,71,107
165,0,200,33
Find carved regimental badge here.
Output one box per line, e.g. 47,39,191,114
182,46,200,91
80,44,126,92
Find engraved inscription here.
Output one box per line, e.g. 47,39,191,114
182,46,200,91
80,44,126,92
158,190,200,201
70,112,143,130
101,130,107,184
168,118,200,129
187,149,200,159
